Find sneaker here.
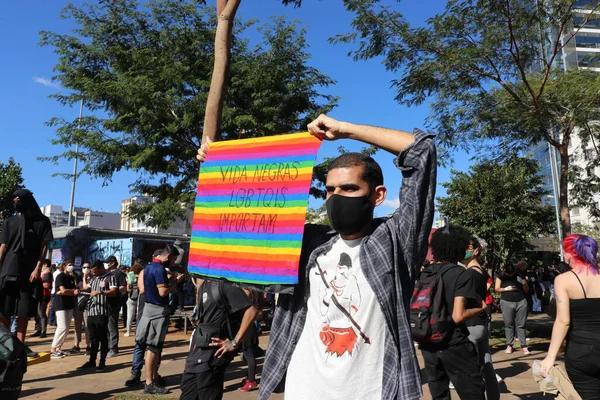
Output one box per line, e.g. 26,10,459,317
496,374,504,383
505,345,514,354
77,361,96,370
30,330,41,337
85,347,91,356
144,382,169,395
96,361,106,372
521,347,531,355
125,373,141,386
239,380,258,392
106,350,118,358
39,332,47,339
51,351,65,359
157,374,167,387
26,346,39,359
124,331,130,337
70,346,81,354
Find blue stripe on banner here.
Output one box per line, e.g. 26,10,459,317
191,231,303,242
188,266,298,285
195,193,308,203
202,154,316,167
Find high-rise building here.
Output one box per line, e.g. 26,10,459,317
530,1,600,227
120,195,192,236
41,204,120,229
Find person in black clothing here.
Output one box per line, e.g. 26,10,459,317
105,255,127,357
0,189,53,357
50,261,78,358
180,280,257,400
495,262,530,355
420,225,486,400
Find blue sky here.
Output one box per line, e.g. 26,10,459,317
0,0,469,216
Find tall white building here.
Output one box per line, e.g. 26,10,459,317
120,195,192,236
530,0,600,227
40,205,120,229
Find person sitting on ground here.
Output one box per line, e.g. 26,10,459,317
77,260,118,372
495,261,531,355
419,225,486,400
541,235,600,399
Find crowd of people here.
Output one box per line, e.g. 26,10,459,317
1,115,599,400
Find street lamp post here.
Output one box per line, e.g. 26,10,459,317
68,99,84,227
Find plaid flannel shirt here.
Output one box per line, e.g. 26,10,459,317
259,129,437,400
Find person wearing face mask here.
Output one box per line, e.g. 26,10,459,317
72,263,90,354
196,114,437,400
50,261,78,358
495,261,531,355
0,189,53,358
464,237,501,400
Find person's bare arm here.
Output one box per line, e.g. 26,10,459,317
157,275,184,297
0,243,6,265
211,305,258,358
102,287,117,297
30,240,49,282
307,114,414,155
138,270,145,294
452,296,487,324
540,275,571,376
58,285,79,296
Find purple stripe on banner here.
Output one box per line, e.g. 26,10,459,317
192,224,305,234
197,187,308,197
196,262,298,277
208,147,316,161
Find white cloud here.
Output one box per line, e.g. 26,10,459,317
381,197,400,210
33,77,60,89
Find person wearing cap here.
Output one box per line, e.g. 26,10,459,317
0,189,53,358
104,255,128,357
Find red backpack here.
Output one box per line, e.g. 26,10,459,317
409,263,455,344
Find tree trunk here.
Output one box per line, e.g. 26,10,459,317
202,0,242,144
558,145,572,238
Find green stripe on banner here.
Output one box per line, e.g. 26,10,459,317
197,200,308,208
191,236,301,248
199,160,315,173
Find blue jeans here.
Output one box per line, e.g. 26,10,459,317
131,341,146,376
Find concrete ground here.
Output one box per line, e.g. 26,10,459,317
20,313,559,399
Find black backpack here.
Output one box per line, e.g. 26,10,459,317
0,324,27,400
409,263,455,344
129,280,140,301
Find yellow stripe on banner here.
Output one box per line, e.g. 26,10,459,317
193,206,308,215
209,132,312,150
190,241,302,255
199,167,314,180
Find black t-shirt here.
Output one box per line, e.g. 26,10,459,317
420,263,477,351
465,267,488,327
185,280,253,373
0,215,53,279
498,273,526,302
108,268,128,305
54,272,76,311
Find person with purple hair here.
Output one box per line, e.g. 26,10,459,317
540,234,600,399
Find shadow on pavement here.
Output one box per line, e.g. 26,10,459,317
495,361,530,379
516,391,556,399
20,387,52,397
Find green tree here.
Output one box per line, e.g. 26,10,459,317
40,0,336,228
336,0,600,238
0,158,24,225
437,157,554,269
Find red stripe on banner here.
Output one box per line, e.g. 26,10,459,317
189,253,301,269
197,177,312,191
192,212,308,222
208,141,321,156
188,249,298,263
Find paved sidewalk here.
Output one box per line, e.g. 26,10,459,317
20,314,557,399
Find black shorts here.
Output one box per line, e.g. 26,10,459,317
0,279,37,318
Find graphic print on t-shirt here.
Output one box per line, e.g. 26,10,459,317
316,252,370,358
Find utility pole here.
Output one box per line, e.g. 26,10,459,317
68,99,83,227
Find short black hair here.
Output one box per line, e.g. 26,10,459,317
430,225,471,263
505,264,517,275
91,260,104,269
328,152,384,193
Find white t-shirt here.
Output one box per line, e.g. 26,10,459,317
285,238,386,400
51,269,61,294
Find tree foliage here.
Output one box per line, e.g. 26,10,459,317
40,0,336,228
437,157,554,268
336,0,600,237
0,158,24,226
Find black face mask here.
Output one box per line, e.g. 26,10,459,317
14,201,26,214
326,194,374,236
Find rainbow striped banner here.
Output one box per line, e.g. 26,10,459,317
188,132,322,287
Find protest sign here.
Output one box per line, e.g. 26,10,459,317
188,132,322,288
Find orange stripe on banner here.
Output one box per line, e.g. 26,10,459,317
208,139,321,155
